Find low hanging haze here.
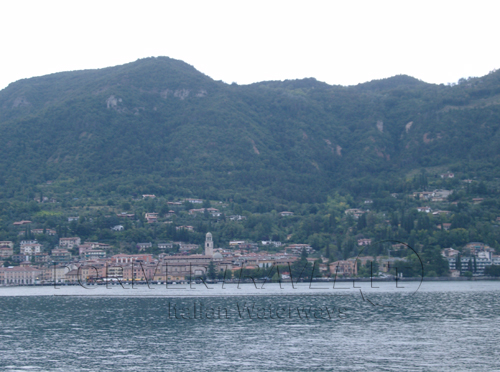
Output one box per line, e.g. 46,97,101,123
1,0,499,91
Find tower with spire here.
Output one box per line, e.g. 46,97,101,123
205,232,214,257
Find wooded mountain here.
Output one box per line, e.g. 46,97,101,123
1,57,500,202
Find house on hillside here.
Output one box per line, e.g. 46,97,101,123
432,190,453,201
189,208,220,216
261,241,282,247
285,244,313,255
229,241,246,247
137,243,153,252
20,239,38,245
13,220,32,226
51,249,71,262
10,254,30,263
357,238,372,246
413,191,434,200
117,213,135,219
432,210,450,216
229,215,246,221
82,250,106,260
417,206,431,213
0,246,14,258
20,243,43,255
179,243,199,252
34,253,49,263
145,213,158,223
437,223,452,230
176,225,194,232
59,237,81,249
158,242,173,250
440,172,454,178
441,248,459,258
464,242,493,255
344,209,365,219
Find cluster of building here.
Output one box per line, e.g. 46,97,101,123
189,208,222,217
442,242,500,276
0,233,387,285
5,230,498,285
412,189,453,202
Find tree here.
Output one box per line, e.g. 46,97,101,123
300,248,308,261
417,213,431,230
484,265,500,277
312,259,322,277
390,212,399,228
223,268,233,280
290,248,313,280
357,213,367,230
271,271,280,282
360,259,379,277
207,261,216,280
455,254,461,272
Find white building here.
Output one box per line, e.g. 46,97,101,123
262,241,282,247
205,232,214,256
417,207,431,213
59,237,81,249
20,243,42,255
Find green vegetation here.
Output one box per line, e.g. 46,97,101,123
0,58,500,274
1,58,500,204
484,265,500,277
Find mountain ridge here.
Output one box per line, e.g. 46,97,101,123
1,57,500,203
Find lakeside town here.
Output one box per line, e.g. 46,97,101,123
1,230,499,286
2,172,500,286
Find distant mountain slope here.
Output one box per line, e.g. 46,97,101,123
1,57,500,202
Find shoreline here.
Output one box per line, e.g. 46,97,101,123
1,276,499,288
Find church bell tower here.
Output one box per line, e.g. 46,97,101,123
205,232,214,256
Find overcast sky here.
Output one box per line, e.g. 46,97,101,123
1,1,499,91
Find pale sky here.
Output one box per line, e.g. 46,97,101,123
1,0,499,91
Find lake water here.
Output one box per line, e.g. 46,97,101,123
0,281,499,371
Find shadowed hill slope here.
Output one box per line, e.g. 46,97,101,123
1,57,500,202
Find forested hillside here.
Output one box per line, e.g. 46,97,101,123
1,57,500,203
